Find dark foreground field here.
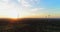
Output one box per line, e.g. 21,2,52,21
0,18,60,32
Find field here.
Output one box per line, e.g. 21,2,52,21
0,18,60,32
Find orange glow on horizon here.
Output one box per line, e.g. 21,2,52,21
0,13,60,18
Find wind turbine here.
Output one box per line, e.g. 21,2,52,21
17,8,19,18
48,15,50,18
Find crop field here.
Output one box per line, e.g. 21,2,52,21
0,18,60,32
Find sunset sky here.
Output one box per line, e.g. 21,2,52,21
0,0,60,18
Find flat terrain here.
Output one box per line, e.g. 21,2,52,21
0,18,60,32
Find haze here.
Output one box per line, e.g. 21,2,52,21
0,0,60,18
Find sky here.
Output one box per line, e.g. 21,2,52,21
0,0,60,18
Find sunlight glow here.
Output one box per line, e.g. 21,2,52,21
0,0,59,18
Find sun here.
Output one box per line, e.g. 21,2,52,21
0,2,20,18
0,10,18,18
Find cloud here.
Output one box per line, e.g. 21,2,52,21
17,0,45,17
0,0,18,18
1,0,10,4
25,0,40,6
0,0,45,18
20,0,40,8
2,0,8,1
30,8,44,12
20,0,32,8
20,0,42,11
17,0,20,2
